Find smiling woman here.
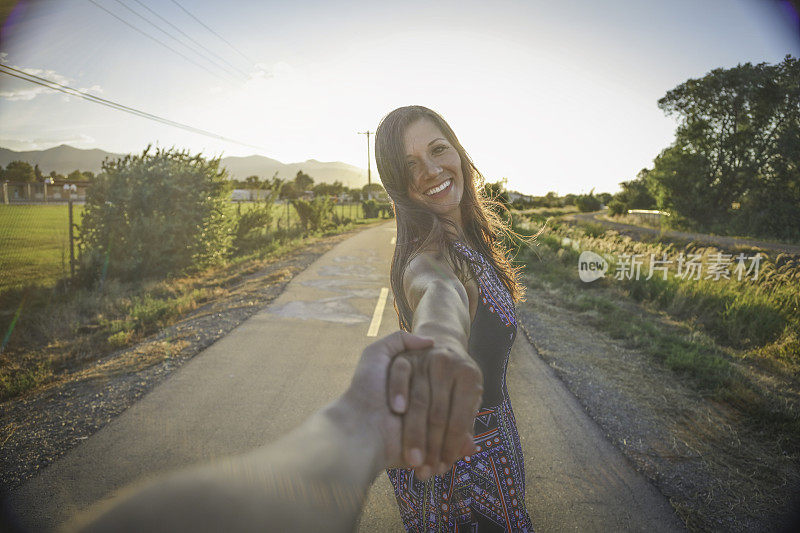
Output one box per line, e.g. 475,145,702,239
376,105,536,532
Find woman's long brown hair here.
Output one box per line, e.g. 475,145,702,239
375,105,528,332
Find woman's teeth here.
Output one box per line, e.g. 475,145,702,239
425,179,451,196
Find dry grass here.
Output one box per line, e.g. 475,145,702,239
0,220,381,401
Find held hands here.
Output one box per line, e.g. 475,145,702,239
341,332,482,479
387,341,483,480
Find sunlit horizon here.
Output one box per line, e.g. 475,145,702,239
1,0,797,195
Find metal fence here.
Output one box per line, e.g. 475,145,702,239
2,180,90,204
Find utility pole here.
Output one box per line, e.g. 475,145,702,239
358,130,373,187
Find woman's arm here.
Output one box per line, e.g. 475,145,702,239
388,250,483,480
404,251,472,357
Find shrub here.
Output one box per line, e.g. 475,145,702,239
575,192,602,212
292,197,334,232
78,146,232,283
362,199,393,218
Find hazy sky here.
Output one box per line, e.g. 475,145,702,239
1,0,797,195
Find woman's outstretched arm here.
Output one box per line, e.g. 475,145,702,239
388,250,484,480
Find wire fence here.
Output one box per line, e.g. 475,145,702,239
0,197,379,296
2,180,90,204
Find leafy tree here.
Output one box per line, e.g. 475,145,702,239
67,170,85,182
78,146,232,282
231,176,283,253
544,191,560,208
294,170,314,192
244,175,261,188
34,164,43,181
313,180,345,197
280,181,300,200
607,169,658,216
483,179,510,207
651,55,800,239
292,196,334,231
362,182,385,199
2,160,35,182
575,188,602,212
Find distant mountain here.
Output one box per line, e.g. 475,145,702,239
0,145,124,175
0,145,369,188
221,154,368,189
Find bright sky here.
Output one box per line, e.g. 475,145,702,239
1,0,797,195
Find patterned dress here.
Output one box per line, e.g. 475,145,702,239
386,240,535,532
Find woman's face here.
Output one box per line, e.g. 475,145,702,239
403,118,464,227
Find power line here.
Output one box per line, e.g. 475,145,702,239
170,0,255,66
111,0,244,82
86,0,234,84
129,0,250,79
0,64,265,150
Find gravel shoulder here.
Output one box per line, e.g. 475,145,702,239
517,280,800,532
0,229,360,493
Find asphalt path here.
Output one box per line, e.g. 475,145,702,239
9,221,685,532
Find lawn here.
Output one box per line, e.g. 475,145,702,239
0,202,367,294
0,204,84,293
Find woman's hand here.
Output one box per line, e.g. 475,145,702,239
387,344,483,480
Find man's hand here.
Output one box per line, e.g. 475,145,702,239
339,331,438,472
387,345,483,480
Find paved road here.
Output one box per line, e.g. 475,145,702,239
566,211,800,254
9,222,685,532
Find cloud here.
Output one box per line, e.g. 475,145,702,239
0,64,103,101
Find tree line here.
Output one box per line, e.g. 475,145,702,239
608,54,799,241
0,160,95,183
229,170,385,202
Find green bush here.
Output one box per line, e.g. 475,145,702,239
575,192,602,212
231,203,274,253
292,197,334,232
78,146,232,283
362,199,393,218
607,197,627,216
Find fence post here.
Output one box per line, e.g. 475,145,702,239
43,182,48,203
2,182,7,204
68,198,75,278
26,183,32,201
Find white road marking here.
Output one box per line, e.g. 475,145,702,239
367,287,390,337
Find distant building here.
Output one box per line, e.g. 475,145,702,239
508,191,534,203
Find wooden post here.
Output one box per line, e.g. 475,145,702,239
26,183,32,201
43,182,48,203
68,198,75,278
2,182,7,204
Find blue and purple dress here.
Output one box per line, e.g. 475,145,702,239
386,240,535,532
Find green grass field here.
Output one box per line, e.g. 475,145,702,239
0,202,367,294
0,205,85,293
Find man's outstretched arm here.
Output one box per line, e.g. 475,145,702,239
71,332,473,533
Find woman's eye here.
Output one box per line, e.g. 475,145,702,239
433,145,447,154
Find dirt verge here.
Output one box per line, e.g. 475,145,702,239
0,229,360,492
516,281,800,532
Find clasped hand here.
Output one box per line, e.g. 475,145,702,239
343,332,483,482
